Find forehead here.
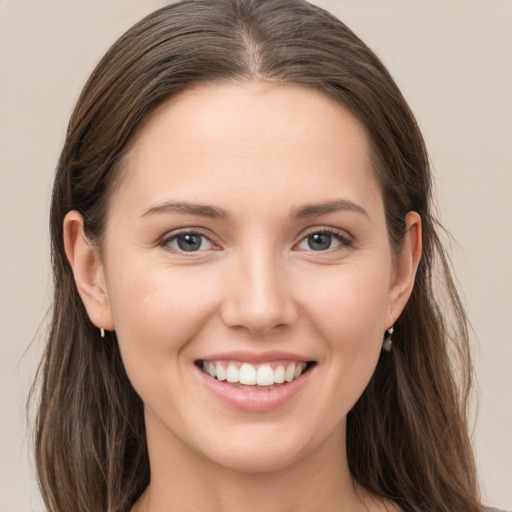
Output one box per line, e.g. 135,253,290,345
112,82,382,220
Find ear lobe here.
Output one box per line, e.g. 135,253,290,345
387,211,422,326
63,211,114,332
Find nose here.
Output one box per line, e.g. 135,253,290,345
220,249,298,335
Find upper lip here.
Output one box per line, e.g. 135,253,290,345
197,350,313,363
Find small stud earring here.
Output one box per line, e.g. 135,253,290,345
100,328,105,338
382,326,394,352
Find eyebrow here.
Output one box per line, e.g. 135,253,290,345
292,199,369,218
141,201,229,219
141,198,368,220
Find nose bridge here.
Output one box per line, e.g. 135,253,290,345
221,242,296,334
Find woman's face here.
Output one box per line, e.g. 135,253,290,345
73,83,419,473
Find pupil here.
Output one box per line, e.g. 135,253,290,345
177,234,202,252
308,233,331,251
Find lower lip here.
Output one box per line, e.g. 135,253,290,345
196,365,312,412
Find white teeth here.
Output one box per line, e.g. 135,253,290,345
274,365,285,384
239,363,257,385
256,364,275,386
201,360,309,386
216,362,226,381
285,363,296,383
226,364,239,383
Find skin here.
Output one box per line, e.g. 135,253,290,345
64,83,421,512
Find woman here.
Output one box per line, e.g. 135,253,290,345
32,1,503,511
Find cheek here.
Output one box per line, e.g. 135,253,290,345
105,257,221,376
298,260,390,360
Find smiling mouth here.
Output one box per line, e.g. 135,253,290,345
195,360,316,389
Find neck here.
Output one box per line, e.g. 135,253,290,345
134,415,378,512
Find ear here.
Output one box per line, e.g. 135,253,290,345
63,211,115,332
387,211,422,328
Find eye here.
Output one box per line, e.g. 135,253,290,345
296,230,350,252
164,231,214,253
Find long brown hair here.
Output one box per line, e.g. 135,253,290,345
33,1,482,511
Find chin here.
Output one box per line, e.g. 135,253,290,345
192,423,330,475
207,445,306,474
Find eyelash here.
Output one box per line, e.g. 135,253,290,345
159,227,354,254
160,229,217,254
294,227,354,252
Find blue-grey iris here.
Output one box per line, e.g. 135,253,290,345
308,233,332,251
177,234,202,251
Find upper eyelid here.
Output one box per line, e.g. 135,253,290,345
161,227,214,241
298,226,353,241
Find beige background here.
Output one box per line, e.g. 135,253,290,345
0,1,510,511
